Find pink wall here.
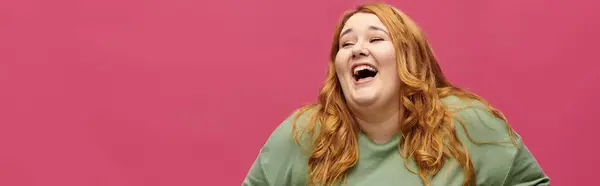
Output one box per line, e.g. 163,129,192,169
1,0,598,185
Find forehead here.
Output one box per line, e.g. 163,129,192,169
341,12,386,31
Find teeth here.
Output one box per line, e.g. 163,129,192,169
353,65,377,75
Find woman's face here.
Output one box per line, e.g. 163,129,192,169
335,12,401,110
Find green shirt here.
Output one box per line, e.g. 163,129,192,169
243,96,550,185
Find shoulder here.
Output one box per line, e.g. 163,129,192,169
266,106,319,150
441,95,514,143
243,107,317,185
441,95,520,184
259,106,321,169
441,95,550,185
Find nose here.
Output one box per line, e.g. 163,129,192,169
351,43,369,59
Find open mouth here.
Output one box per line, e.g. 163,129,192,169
352,64,378,82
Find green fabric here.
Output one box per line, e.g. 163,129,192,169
242,96,550,185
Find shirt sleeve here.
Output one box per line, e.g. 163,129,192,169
502,138,551,186
242,113,306,186
242,147,270,186
447,98,550,186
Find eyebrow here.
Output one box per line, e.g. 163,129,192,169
340,25,389,37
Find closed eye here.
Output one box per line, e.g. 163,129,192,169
370,38,384,43
341,42,354,48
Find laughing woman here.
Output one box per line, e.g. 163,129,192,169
243,2,549,186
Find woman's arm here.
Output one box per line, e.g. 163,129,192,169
502,140,550,186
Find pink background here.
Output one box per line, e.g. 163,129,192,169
1,0,598,185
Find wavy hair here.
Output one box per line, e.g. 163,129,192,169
292,2,519,186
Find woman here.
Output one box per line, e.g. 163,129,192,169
243,2,549,186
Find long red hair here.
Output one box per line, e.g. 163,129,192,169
292,2,518,186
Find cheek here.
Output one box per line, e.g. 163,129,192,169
373,44,400,82
373,44,397,67
334,51,350,75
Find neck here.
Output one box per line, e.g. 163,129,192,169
352,104,403,144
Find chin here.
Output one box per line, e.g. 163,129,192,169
349,94,379,107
